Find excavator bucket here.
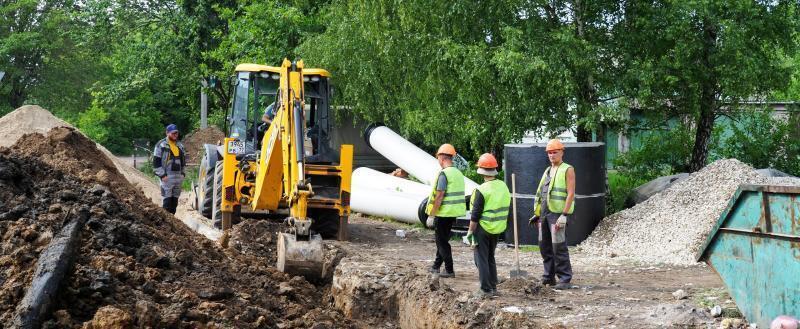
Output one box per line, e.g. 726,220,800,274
277,233,324,281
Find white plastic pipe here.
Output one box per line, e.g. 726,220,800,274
352,167,430,196
350,186,426,225
365,125,479,194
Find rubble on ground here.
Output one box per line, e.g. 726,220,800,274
580,159,799,265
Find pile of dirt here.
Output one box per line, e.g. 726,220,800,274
497,277,550,298
230,219,281,265
0,105,72,148
182,126,224,165
0,105,161,203
580,159,797,265
0,129,349,328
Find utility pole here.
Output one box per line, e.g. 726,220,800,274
200,78,208,128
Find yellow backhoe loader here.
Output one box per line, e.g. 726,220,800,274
194,59,352,279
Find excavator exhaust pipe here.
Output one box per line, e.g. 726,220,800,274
277,233,324,281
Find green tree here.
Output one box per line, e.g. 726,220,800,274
0,0,85,115
617,0,799,172
300,0,578,157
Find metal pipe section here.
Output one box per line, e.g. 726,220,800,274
364,125,478,194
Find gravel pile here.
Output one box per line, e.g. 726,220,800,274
580,159,798,265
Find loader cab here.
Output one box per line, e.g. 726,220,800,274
228,64,336,163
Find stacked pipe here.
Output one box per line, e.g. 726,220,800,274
349,125,479,226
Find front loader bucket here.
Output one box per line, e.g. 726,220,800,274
277,233,324,281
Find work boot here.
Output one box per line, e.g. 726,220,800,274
491,289,500,297
541,278,556,286
427,266,440,274
439,271,455,278
472,289,491,299
554,282,573,290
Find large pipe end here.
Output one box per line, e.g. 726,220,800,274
363,123,385,149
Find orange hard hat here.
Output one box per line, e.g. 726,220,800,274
477,153,498,169
545,139,565,152
436,143,456,156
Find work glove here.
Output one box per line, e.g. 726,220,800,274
426,216,435,229
465,230,477,248
528,215,540,227
556,214,567,230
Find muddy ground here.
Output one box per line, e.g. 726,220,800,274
324,216,745,328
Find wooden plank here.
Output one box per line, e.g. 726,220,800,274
12,216,84,329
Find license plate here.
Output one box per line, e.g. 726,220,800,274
227,140,245,154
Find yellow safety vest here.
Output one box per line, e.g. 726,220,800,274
426,166,466,217
471,179,510,234
534,163,575,216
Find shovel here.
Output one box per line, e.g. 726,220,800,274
509,173,528,278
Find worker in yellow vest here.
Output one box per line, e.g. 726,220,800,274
426,144,467,278
466,153,510,298
530,139,575,290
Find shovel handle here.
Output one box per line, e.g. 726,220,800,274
512,174,520,270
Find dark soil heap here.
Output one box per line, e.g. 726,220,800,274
0,128,348,328
182,127,225,165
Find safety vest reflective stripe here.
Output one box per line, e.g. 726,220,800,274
426,166,467,217
483,207,509,214
472,180,510,234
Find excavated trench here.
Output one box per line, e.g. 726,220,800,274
228,220,546,328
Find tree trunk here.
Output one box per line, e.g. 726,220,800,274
690,103,715,172
689,19,718,172
572,0,597,143
10,76,25,109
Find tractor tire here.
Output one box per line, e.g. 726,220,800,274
309,208,340,239
211,160,241,229
211,160,224,228
197,155,215,218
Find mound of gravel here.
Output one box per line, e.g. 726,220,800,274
580,159,798,265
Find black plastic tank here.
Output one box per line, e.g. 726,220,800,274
503,142,606,246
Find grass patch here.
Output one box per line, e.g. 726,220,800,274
518,245,540,252
137,161,198,191
691,287,732,308
181,166,199,191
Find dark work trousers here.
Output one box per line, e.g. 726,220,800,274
538,216,573,283
162,197,178,214
433,216,456,273
473,225,500,292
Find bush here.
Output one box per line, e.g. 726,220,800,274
606,171,648,214
612,125,697,181
715,110,800,176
